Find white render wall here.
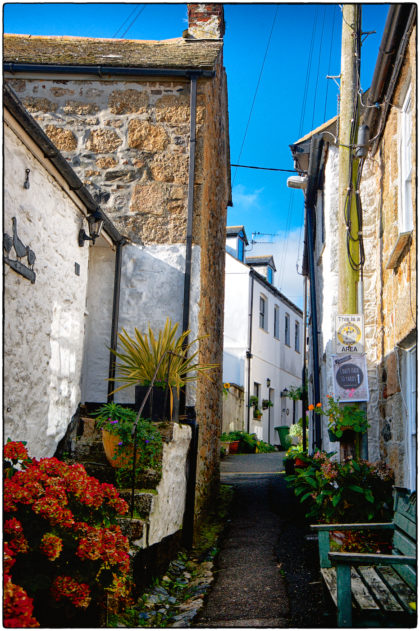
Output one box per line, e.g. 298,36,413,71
223,252,303,444
81,243,201,406
4,120,90,458
147,423,192,546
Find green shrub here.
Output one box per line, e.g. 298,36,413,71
285,451,394,523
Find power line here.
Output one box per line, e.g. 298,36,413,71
324,6,338,121
232,5,279,186
230,164,299,173
121,4,146,39
112,5,138,38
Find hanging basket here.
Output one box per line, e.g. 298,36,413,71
102,430,137,468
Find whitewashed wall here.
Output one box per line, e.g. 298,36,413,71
4,119,90,458
223,252,303,444
147,423,192,545
81,243,201,406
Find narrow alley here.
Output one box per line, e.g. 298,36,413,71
197,452,329,628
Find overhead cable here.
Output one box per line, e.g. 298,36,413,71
232,5,279,186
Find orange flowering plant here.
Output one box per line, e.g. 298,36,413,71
309,396,369,438
3,440,132,628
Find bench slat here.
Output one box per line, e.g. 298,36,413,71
350,568,380,611
377,566,416,613
393,563,417,591
357,567,403,611
321,567,338,605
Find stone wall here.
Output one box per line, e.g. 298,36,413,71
4,112,91,458
368,25,416,486
222,385,245,434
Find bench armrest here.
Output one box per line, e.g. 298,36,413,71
311,522,394,531
329,551,417,566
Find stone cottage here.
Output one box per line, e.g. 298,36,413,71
4,3,232,515
289,4,416,488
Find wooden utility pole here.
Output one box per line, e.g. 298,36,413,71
338,4,360,314
338,5,362,461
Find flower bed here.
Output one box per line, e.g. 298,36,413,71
3,440,133,627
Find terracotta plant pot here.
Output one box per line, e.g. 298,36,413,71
229,440,240,454
102,429,135,468
294,457,308,468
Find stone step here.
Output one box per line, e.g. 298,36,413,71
118,488,156,519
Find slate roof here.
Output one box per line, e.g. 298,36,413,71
3,34,223,72
246,256,277,272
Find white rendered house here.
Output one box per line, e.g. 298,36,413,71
223,226,304,445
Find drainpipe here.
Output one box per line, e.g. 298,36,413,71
180,73,198,416
246,273,255,433
301,275,308,452
305,135,323,450
107,239,126,401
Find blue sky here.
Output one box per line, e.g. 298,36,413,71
4,2,389,306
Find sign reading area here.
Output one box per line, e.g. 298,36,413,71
332,353,369,402
335,314,364,353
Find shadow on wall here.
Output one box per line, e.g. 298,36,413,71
82,243,200,406
222,349,245,386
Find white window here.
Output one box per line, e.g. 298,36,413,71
259,295,267,330
285,313,290,346
295,320,300,353
399,86,413,233
274,305,279,339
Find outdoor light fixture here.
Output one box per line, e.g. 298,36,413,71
266,378,271,388
78,210,104,246
287,175,307,190
281,388,289,398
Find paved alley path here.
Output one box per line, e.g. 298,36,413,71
196,452,327,628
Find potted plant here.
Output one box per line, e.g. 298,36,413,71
220,432,232,455
249,395,262,419
262,399,273,410
109,318,217,421
310,396,369,445
93,402,162,472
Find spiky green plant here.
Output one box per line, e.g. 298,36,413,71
109,318,218,399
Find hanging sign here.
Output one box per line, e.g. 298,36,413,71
332,353,369,402
335,314,364,353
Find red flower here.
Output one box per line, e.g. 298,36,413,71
51,576,91,609
4,441,29,462
40,533,63,561
3,575,39,628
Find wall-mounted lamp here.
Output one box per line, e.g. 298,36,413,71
287,175,307,190
79,210,104,247
266,378,271,388
281,388,289,398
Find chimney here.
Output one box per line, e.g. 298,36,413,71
187,4,225,39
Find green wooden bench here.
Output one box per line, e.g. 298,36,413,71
311,487,416,627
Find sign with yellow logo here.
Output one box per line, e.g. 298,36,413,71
335,314,364,354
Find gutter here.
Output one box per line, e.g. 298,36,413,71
364,4,416,153
4,62,215,79
107,240,125,402
3,83,124,246
305,134,324,450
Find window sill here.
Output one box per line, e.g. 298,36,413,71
386,231,412,269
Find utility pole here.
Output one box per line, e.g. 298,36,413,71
338,4,360,314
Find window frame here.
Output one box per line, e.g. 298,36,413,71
274,305,280,339
259,294,267,331
399,84,413,234
285,312,290,346
294,320,300,353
